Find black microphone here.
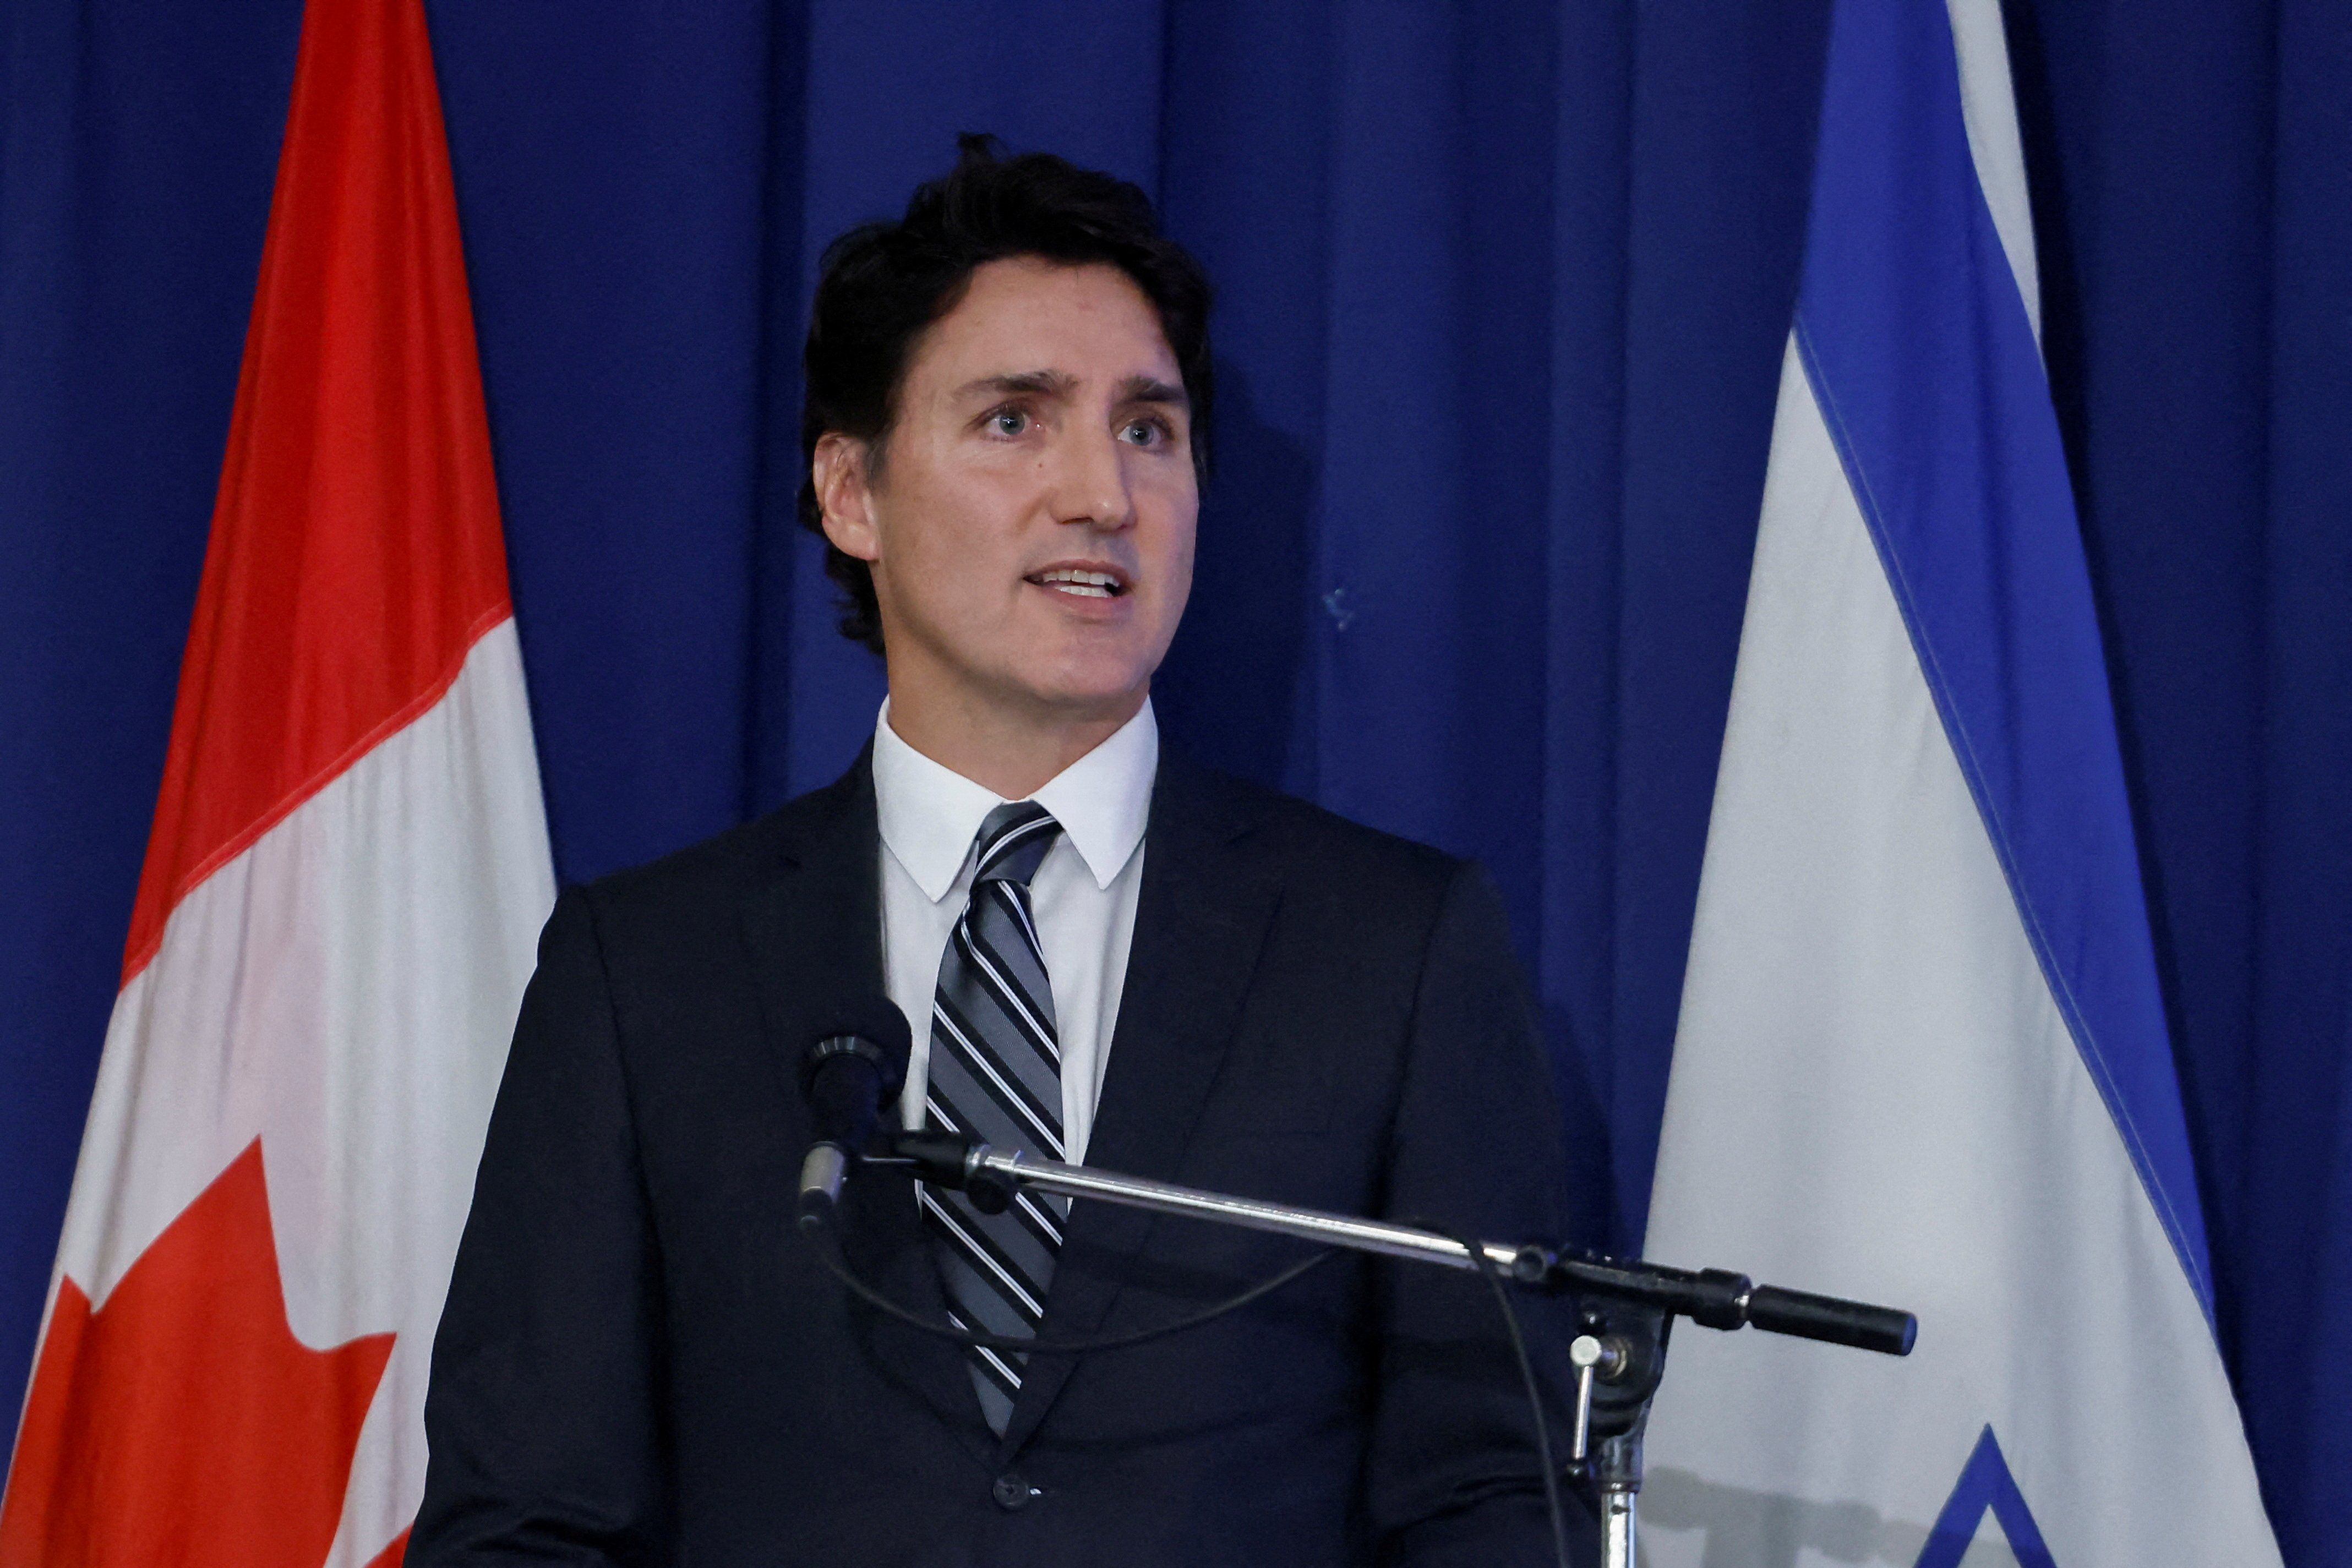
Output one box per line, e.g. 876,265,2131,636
795,997,913,1229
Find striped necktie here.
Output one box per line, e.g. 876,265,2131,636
921,801,1069,1434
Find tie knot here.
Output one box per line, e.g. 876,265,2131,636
973,802,1061,888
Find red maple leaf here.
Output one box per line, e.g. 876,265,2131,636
0,1140,394,1568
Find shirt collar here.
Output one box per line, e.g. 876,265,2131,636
871,697,1158,903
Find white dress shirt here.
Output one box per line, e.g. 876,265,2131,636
873,697,1156,1167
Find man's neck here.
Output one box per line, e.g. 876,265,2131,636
882,684,1144,800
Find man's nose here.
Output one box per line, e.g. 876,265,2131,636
1047,423,1135,531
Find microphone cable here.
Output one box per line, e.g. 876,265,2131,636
800,1212,1335,1356
800,1208,1573,1568
1437,1225,1571,1568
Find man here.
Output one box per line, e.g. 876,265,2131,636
412,137,1591,1567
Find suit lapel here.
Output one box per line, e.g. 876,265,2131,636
738,752,991,1455
997,752,1281,1458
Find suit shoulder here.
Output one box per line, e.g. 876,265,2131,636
571,768,859,925
1172,757,1464,902
579,816,779,911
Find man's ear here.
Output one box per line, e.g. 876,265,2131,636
813,431,881,563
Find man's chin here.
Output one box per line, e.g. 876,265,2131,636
996,660,1156,728
1023,680,1153,727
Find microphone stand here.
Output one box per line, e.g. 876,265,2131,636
869,1133,1916,1568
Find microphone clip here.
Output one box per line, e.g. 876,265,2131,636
860,1130,1017,1215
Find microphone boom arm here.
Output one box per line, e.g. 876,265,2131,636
866,1128,1914,1568
874,1130,1914,1354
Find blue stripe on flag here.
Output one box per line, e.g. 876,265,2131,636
1790,0,2214,1314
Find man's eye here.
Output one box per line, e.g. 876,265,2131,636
1120,418,1169,447
987,409,1030,437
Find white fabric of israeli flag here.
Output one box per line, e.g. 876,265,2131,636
1639,1,2284,1564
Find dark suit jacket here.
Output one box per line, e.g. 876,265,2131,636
411,749,1594,1567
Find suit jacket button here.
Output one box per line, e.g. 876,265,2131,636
992,1473,1038,1511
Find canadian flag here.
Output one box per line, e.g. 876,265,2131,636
0,0,554,1564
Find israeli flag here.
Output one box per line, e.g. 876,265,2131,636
1638,1,2283,1564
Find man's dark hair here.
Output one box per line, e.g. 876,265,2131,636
798,134,1214,654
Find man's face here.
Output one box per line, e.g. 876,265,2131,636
818,256,1198,730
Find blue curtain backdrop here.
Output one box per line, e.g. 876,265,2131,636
2,1,2344,1558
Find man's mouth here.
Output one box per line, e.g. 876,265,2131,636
1027,567,1129,600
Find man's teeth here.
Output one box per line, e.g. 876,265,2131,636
1035,569,1121,598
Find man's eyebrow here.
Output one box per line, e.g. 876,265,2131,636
952,370,1075,400
948,370,1188,407
1117,375,1189,408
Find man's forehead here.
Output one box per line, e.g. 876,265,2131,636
914,259,1179,387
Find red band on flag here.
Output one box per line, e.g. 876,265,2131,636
121,0,514,985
